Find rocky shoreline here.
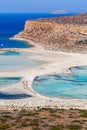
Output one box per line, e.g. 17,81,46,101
14,12,87,52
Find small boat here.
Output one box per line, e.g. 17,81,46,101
1,43,4,47
1,40,4,47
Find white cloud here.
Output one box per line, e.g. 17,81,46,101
52,9,68,14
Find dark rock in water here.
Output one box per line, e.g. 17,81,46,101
35,76,48,82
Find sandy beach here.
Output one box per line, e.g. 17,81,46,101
0,37,87,110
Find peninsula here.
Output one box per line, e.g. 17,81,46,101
15,12,87,52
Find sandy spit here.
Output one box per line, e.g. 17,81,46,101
0,37,87,110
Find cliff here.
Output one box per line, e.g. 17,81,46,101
16,12,87,52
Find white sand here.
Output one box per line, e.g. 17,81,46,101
0,37,87,110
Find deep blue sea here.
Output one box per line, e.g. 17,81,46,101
0,13,76,48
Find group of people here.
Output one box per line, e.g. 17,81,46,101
23,80,29,88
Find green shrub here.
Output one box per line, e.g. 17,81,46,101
51,125,63,130
67,124,82,130
29,119,39,126
80,112,87,118
0,124,10,130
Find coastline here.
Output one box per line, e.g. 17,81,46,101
1,37,87,110
10,36,43,50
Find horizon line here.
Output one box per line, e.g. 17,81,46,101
0,12,81,14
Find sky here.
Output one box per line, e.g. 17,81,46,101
0,0,87,14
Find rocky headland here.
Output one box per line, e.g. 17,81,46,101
15,12,87,52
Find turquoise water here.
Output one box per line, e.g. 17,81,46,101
33,66,87,99
0,77,31,99
0,51,44,72
0,51,20,56
0,77,21,88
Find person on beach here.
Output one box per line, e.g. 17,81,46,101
26,81,28,87
23,80,29,88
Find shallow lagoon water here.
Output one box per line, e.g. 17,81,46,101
0,77,31,99
0,51,20,56
0,51,44,72
33,66,87,99
0,77,21,88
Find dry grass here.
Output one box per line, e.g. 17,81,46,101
0,108,87,130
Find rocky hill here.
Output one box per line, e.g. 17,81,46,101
16,12,87,52
37,12,87,25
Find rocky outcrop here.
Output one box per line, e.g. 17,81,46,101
16,12,87,52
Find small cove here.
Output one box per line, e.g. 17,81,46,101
0,38,32,48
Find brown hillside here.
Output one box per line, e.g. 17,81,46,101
15,12,87,52
37,12,87,25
